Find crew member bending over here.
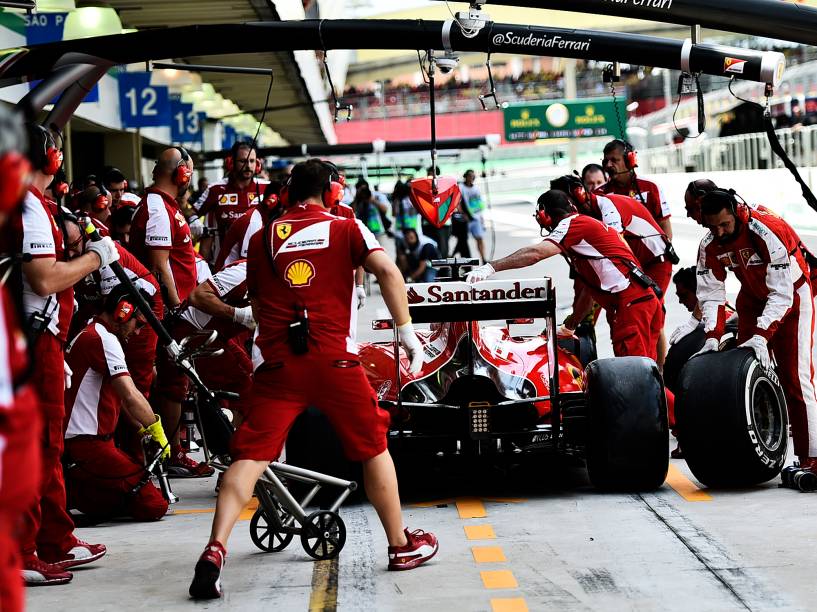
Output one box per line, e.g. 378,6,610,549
467,190,662,360
695,189,817,478
63,285,169,522
189,159,437,600
159,259,255,430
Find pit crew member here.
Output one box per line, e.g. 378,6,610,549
128,146,205,476
466,189,662,360
213,181,281,271
159,259,254,433
550,174,673,366
194,141,268,260
695,189,817,477
103,167,132,209
189,159,437,600
582,163,608,192
18,123,117,584
599,139,673,240
0,106,45,607
73,185,112,233
63,285,169,522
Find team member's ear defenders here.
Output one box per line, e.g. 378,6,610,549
93,185,110,212
28,123,63,176
104,288,136,323
703,188,750,224
170,146,193,186
225,141,262,175
535,204,553,230
550,174,589,206
606,139,638,170
321,160,344,208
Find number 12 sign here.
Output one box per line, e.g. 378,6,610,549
119,72,170,129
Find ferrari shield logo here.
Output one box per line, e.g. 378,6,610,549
276,223,292,240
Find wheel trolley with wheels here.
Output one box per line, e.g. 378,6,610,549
172,330,358,560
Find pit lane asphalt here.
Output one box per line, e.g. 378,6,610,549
27,199,817,612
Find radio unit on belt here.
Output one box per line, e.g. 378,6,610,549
288,307,309,355
27,295,53,337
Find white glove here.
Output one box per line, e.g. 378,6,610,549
669,315,701,345
739,334,770,369
691,337,720,359
188,217,205,240
87,237,120,269
356,285,366,310
466,262,495,284
557,325,576,337
232,305,256,330
397,321,424,375
63,361,72,390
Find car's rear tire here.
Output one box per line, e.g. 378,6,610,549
584,357,669,491
663,326,705,394
676,348,787,487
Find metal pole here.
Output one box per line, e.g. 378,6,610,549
564,58,578,171
429,51,438,192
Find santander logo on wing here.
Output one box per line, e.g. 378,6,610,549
406,280,549,305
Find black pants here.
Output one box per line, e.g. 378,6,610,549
451,217,471,258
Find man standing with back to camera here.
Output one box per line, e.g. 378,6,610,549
189,159,438,599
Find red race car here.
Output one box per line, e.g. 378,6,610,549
296,260,670,492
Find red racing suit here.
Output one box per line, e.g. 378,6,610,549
589,192,673,297
598,176,670,227
697,210,817,458
194,176,269,240
63,319,167,521
214,208,264,271
17,188,79,563
232,203,388,462
545,213,662,360
0,286,41,612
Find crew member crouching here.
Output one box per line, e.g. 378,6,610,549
63,284,169,522
695,189,817,477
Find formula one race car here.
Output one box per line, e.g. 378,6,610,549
352,259,669,491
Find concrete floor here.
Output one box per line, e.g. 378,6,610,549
27,198,817,612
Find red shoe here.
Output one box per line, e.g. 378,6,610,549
189,541,226,599
23,557,73,586
799,457,817,473
168,446,214,478
51,539,107,570
388,528,439,571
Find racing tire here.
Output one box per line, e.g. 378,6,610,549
676,348,788,488
585,357,669,491
662,326,706,394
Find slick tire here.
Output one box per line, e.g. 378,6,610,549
663,326,706,394
556,322,597,369
585,357,669,491
676,348,787,487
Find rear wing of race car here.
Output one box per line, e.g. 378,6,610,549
386,278,564,443
406,278,555,324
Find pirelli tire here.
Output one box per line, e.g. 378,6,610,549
584,357,669,491
676,348,788,488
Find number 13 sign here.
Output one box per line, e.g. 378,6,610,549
118,72,170,129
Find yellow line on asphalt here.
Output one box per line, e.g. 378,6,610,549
472,546,507,563
464,524,497,540
456,497,487,518
309,558,339,612
491,598,529,612
481,570,519,589
666,464,713,502
173,498,260,520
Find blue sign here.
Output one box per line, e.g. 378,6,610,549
221,124,237,150
26,12,99,103
119,72,170,128
170,97,202,143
